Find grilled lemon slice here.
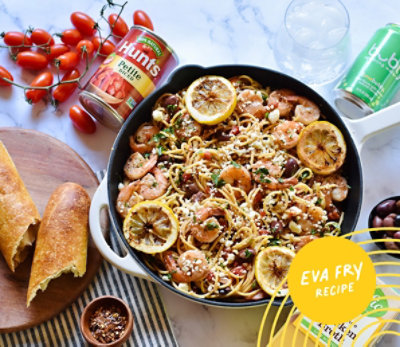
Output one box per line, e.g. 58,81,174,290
255,246,295,297
297,121,346,175
123,201,178,254
185,75,237,125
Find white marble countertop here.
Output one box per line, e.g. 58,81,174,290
1,0,400,346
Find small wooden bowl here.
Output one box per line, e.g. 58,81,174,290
80,295,134,346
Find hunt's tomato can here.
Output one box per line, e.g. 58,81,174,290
79,26,178,130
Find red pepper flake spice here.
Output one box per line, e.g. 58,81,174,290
89,305,127,343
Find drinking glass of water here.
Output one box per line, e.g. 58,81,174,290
273,0,351,86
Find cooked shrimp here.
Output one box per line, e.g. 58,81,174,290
294,235,318,251
129,123,160,154
252,160,282,180
318,174,349,202
236,89,268,119
219,165,252,196
264,177,298,190
252,160,298,190
116,181,142,218
137,167,169,200
272,120,303,149
163,250,209,283
174,113,202,140
191,206,225,243
267,89,295,117
286,95,320,125
123,153,157,180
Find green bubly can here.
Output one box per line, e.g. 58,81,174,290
335,23,400,118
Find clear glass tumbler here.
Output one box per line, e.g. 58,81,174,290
273,0,351,86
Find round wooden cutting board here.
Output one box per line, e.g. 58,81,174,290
0,127,103,333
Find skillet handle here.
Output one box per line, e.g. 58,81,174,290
89,175,153,281
344,102,400,148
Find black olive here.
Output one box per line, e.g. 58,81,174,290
282,158,299,178
376,199,396,218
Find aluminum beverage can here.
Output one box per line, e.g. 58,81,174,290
335,23,400,118
79,26,178,131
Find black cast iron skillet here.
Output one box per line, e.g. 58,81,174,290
105,64,362,308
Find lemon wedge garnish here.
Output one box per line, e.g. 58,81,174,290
255,246,295,297
185,75,237,125
123,201,178,254
297,121,347,175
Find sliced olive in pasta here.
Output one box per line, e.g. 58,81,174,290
123,201,179,254
255,246,295,297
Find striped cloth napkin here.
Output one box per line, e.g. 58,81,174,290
0,170,177,347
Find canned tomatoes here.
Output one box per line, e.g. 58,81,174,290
335,23,400,118
79,26,178,130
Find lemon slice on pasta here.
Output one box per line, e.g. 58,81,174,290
255,246,295,297
297,121,346,175
123,201,179,254
185,75,237,125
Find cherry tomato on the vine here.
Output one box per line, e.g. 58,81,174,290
0,66,13,86
25,71,53,103
16,51,48,70
71,12,97,36
76,39,94,56
59,29,83,46
55,51,80,71
52,68,80,102
133,10,154,31
45,44,70,61
108,13,129,38
69,105,96,134
92,37,115,56
3,31,32,47
31,29,54,46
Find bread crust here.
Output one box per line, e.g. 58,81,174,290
27,182,90,306
0,141,41,272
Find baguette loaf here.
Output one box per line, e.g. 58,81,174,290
0,141,41,272
27,182,90,306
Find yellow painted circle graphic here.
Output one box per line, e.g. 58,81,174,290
287,237,376,325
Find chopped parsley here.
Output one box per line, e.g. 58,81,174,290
164,126,174,134
255,167,269,175
193,215,197,223
278,177,284,183
316,197,322,205
289,186,294,191
156,145,165,156
166,273,172,280
259,175,272,184
152,181,158,188
251,281,257,289
166,104,177,112
269,238,281,246
175,117,183,128
264,112,270,119
143,152,150,159
300,171,310,180
211,172,226,188
230,160,241,168
205,222,219,230
310,229,318,235
152,132,167,143
244,249,252,258
262,94,268,101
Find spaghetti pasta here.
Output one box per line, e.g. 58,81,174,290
116,75,349,301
